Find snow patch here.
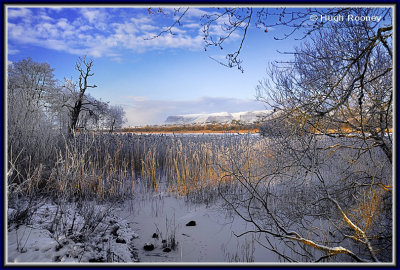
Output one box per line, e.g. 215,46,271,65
7,201,139,264
165,110,271,125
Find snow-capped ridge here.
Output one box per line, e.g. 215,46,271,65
165,110,271,125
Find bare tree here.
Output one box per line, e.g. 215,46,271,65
257,8,392,163
7,57,127,190
74,95,107,131
150,9,393,261
104,105,126,133
209,7,393,262
217,127,391,262
148,7,392,73
62,56,98,135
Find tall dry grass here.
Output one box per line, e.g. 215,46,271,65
8,132,271,200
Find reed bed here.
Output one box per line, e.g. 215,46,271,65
20,132,272,200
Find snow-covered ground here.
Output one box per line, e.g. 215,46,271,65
7,200,139,264
125,193,278,263
7,192,279,264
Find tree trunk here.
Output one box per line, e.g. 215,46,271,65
69,100,82,135
109,119,115,133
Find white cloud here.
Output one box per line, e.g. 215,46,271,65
45,39,67,50
36,22,59,38
80,8,105,24
8,48,19,55
8,8,32,19
48,7,63,12
56,18,70,29
166,26,187,34
39,13,54,21
146,33,203,50
7,7,209,60
8,23,28,40
130,15,152,25
112,21,140,35
185,8,209,18
183,23,201,29
79,25,92,31
140,24,158,31
121,96,267,126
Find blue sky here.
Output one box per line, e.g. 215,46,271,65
7,6,312,126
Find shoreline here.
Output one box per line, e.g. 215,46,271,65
115,129,259,135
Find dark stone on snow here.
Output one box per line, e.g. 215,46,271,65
109,219,117,224
161,239,167,243
61,239,69,245
54,255,61,262
186,220,196,226
110,225,119,237
143,243,154,251
116,238,126,244
89,257,105,262
152,233,159,239
163,247,172,252
55,244,62,251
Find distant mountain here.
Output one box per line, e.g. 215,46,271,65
165,110,271,125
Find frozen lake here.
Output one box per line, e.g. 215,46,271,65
121,192,279,263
